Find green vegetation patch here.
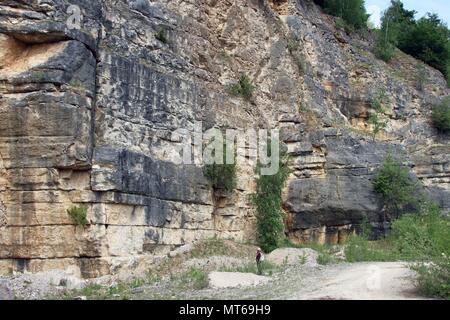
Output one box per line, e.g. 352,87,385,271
252,150,291,253
432,97,450,133
67,205,88,227
228,74,255,100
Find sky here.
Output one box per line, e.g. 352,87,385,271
365,0,450,28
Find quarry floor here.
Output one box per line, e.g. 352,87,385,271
130,262,426,300
1,262,427,300
0,241,429,300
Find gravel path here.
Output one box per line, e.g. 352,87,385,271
292,262,426,300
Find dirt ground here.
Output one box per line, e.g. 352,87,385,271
126,261,427,300
0,241,429,300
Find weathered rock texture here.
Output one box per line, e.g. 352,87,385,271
0,0,448,277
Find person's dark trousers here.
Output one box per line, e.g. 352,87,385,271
257,261,262,275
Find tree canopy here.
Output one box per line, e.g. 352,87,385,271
317,0,370,30
379,0,416,47
398,14,450,82
373,1,450,84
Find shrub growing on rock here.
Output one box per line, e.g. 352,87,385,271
368,112,388,140
335,17,354,33
344,234,396,262
373,35,396,62
228,74,255,100
368,90,388,140
67,205,88,227
431,97,450,133
372,154,418,217
203,142,237,192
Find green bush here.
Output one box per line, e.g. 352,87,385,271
345,202,449,262
67,205,88,227
392,202,450,299
323,0,369,31
342,162,449,299
228,74,255,100
345,234,396,262
344,235,370,262
203,142,237,192
372,154,418,217
178,267,209,290
373,35,396,62
431,97,450,133
317,252,336,265
413,257,450,299
252,152,291,253
391,202,450,260
370,89,386,112
343,200,450,299
335,17,354,33
368,112,388,140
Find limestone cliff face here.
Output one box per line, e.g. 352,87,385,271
0,0,448,277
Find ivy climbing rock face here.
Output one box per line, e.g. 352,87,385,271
253,153,291,253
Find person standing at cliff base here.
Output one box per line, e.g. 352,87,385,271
256,248,265,275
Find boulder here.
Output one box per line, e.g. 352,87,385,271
208,272,270,289
267,248,318,267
